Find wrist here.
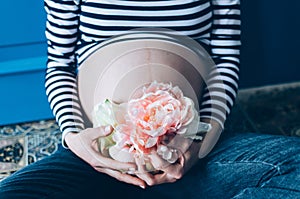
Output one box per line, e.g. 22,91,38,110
64,132,77,148
200,118,223,133
198,118,222,159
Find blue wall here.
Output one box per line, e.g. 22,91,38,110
0,1,47,62
0,0,299,125
0,1,52,125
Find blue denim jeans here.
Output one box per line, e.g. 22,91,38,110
1,132,300,199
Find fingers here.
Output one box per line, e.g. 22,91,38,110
83,126,113,140
68,130,137,172
81,127,139,170
134,155,179,186
67,128,147,187
92,155,137,171
134,156,156,186
151,173,178,185
149,152,184,180
157,145,180,164
97,167,146,188
82,142,137,171
161,134,193,154
180,141,201,172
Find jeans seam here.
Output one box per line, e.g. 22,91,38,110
209,160,282,174
209,160,283,188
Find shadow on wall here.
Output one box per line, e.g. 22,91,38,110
240,0,300,88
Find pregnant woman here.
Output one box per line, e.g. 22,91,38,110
1,0,299,198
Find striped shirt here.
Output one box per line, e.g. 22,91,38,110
44,0,241,143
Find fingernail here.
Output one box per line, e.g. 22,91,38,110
105,126,111,132
127,168,136,174
139,185,145,189
127,170,135,175
129,167,136,171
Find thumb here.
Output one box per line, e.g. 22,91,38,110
88,125,114,139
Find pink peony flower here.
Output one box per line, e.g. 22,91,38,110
129,82,196,132
112,81,197,154
93,81,202,165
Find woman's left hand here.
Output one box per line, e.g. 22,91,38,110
134,119,222,187
134,135,202,186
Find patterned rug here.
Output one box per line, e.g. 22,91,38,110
0,120,61,180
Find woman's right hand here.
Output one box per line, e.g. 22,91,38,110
64,126,146,188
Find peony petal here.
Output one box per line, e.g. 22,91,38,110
171,85,184,99
181,111,200,137
145,137,158,148
177,127,187,135
114,103,128,124
93,99,118,127
144,126,166,137
138,138,145,146
181,98,196,126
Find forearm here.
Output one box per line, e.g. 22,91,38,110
200,0,241,127
44,0,85,146
198,118,222,158
45,68,85,145
198,0,241,157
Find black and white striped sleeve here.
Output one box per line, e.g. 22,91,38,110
199,0,241,128
44,0,84,145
